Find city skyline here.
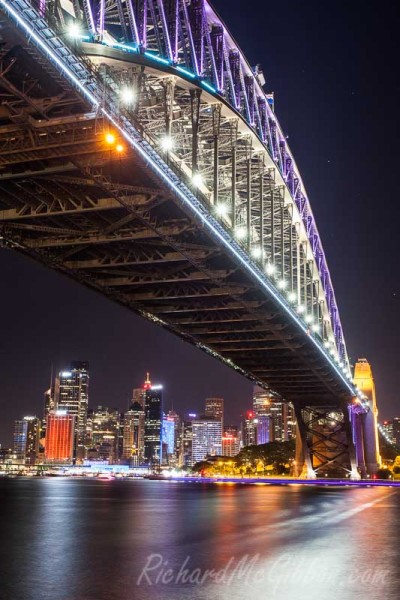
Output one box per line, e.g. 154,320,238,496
5,363,299,470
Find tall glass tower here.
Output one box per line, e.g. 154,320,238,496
55,361,89,460
143,374,163,469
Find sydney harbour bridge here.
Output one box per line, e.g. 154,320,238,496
0,0,380,477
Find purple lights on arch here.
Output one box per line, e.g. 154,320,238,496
29,0,348,363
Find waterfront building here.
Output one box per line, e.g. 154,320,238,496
393,417,400,446
382,420,394,444
222,425,241,457
205,398,224,430
143,375,163,468
13,416,41,465
252,386,296,442
167,409,181,457
192,417,222,464
42,386,55,440
122,401,145,464
242,411,257,447
162,415,175,464
256,415,270,445
45,412,75,463
55,361,89,460
179,413,197,468
87,406,120,463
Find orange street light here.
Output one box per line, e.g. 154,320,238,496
105,132,115,145
116,144,124,153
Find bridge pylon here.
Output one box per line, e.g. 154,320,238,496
294,403,360,479
353,358,381,475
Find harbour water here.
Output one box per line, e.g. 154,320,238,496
0,478,399,600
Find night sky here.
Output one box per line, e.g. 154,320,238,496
1,0,399,446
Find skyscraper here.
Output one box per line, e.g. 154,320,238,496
131,387,145,409
162,415,175,464
222,425,241,457
143,374,163,468
205,398,224,430
13,416,41,465
242,411,257,447
179,413,197,468
87,406,121,464
192,417,222,464
256,415,270,445
393,417,400,446
382,421,394,443
42,386,55,440
252,386,296,442
45,412,75,463
123,401,145,464
55,361,89,460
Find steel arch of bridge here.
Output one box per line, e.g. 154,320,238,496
0,0,360,395
0,0,380,477
24,0,350,369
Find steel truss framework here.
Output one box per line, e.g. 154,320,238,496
26,0,348,367
0,0,373,476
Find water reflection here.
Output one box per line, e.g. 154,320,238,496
0,479,399,600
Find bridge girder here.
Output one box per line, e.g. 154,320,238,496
0,0,365,423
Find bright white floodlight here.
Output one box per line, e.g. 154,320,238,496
251,246,262,259
68,22,81,39
120,87,136,105
287,291,296,303
235,227,247,240
277,279,287,290
192,172,203,187
160,135,174,151
215,203,229,217
265,263,275,276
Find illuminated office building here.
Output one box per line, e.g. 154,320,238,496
167,409,181,456
42,386,55,440
192,417,222,464
393,417,400,446
131,387,145,409
242,411,257,447
122,401,145,464
55,361,89,459
205,398,224,430
13,416,41,465
256,415,270,445
382,420,394,444
179,413,197,468
45,412,75,463
143,374,163,468
87,406,120,463
252,386,296,442
162,415,175,464
222,425,240,457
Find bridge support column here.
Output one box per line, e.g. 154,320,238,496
294,403,361,479
362,411,380,475
342,405,361,480
353,359,381,476
352,410,367,478
294,405,316,479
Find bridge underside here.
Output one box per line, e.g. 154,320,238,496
0,24,349,406
0,6,374,477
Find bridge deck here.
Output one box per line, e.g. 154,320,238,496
0,9,353,407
